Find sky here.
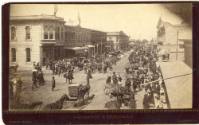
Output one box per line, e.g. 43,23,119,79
10,4,185,40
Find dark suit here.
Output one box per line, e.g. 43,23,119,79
143,93,154,109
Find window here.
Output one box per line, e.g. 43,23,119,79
61,28,64,40
11,26,16,40
44,32,48,39
49,26,54,40
55,27,60,40
43,25,49,40
49,31,54,39
43,25,56,40
26,48,31,62
25,26,31,40
11,48,16,62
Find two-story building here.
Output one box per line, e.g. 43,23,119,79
64,25,92,57
156,18,191,51
156,17,192,61
90,30,107,55
106,31,129,51
64,26,107,58
9,15,65,69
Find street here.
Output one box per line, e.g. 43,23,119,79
15,50,129,110
13,49,151,110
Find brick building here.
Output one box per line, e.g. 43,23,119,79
90,29,107,55
64,25,92,57
64,26,107,58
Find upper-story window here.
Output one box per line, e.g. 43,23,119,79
61,28,64,40
11,26,16,40
44,25,49,39
49,27,54,39
108,36,112,40
25,26,31,40
65,31,75,42
43,25,55,40
55,27,60,40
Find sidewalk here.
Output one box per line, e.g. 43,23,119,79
159,61,192,109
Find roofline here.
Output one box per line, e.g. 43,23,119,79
10,15,65,23
64,25,106,33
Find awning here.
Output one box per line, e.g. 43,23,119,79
64,46,88,54
64,47,88,50
160,61,192,108
86,45,95,48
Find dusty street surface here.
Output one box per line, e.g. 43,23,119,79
15,50,140,110
13,49,188,110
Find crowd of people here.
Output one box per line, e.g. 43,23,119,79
32,62,45,90
43,53,120,83
104,43,168,109
9,42,170,110
127,43,167,109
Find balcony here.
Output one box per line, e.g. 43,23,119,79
41,39,56,45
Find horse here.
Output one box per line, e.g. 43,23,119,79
43,94,69,110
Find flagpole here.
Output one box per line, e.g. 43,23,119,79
54,4,58,16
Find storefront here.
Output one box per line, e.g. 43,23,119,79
64,46,89,58
41,45,55,66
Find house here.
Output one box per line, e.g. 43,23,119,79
156,17,192,62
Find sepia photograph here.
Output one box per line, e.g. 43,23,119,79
8,3,192,111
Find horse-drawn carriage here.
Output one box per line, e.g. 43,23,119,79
68,83,87,100
104,82,136,109
67,79,94,107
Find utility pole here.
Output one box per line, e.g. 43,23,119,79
97,43,98,55
101,39,103,54
94,44,95,57
176,31,179,60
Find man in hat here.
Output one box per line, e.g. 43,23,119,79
112,72,118,85
32,70,38,90
143,88,154,109
52,76,56,91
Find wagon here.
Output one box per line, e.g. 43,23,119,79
68,83,80,100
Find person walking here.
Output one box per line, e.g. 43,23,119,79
52,76,56,91
32,70,38,90
112,72,118,85
68,70,74,84
64,71,68,83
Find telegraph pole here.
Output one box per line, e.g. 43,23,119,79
101,39,103,54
